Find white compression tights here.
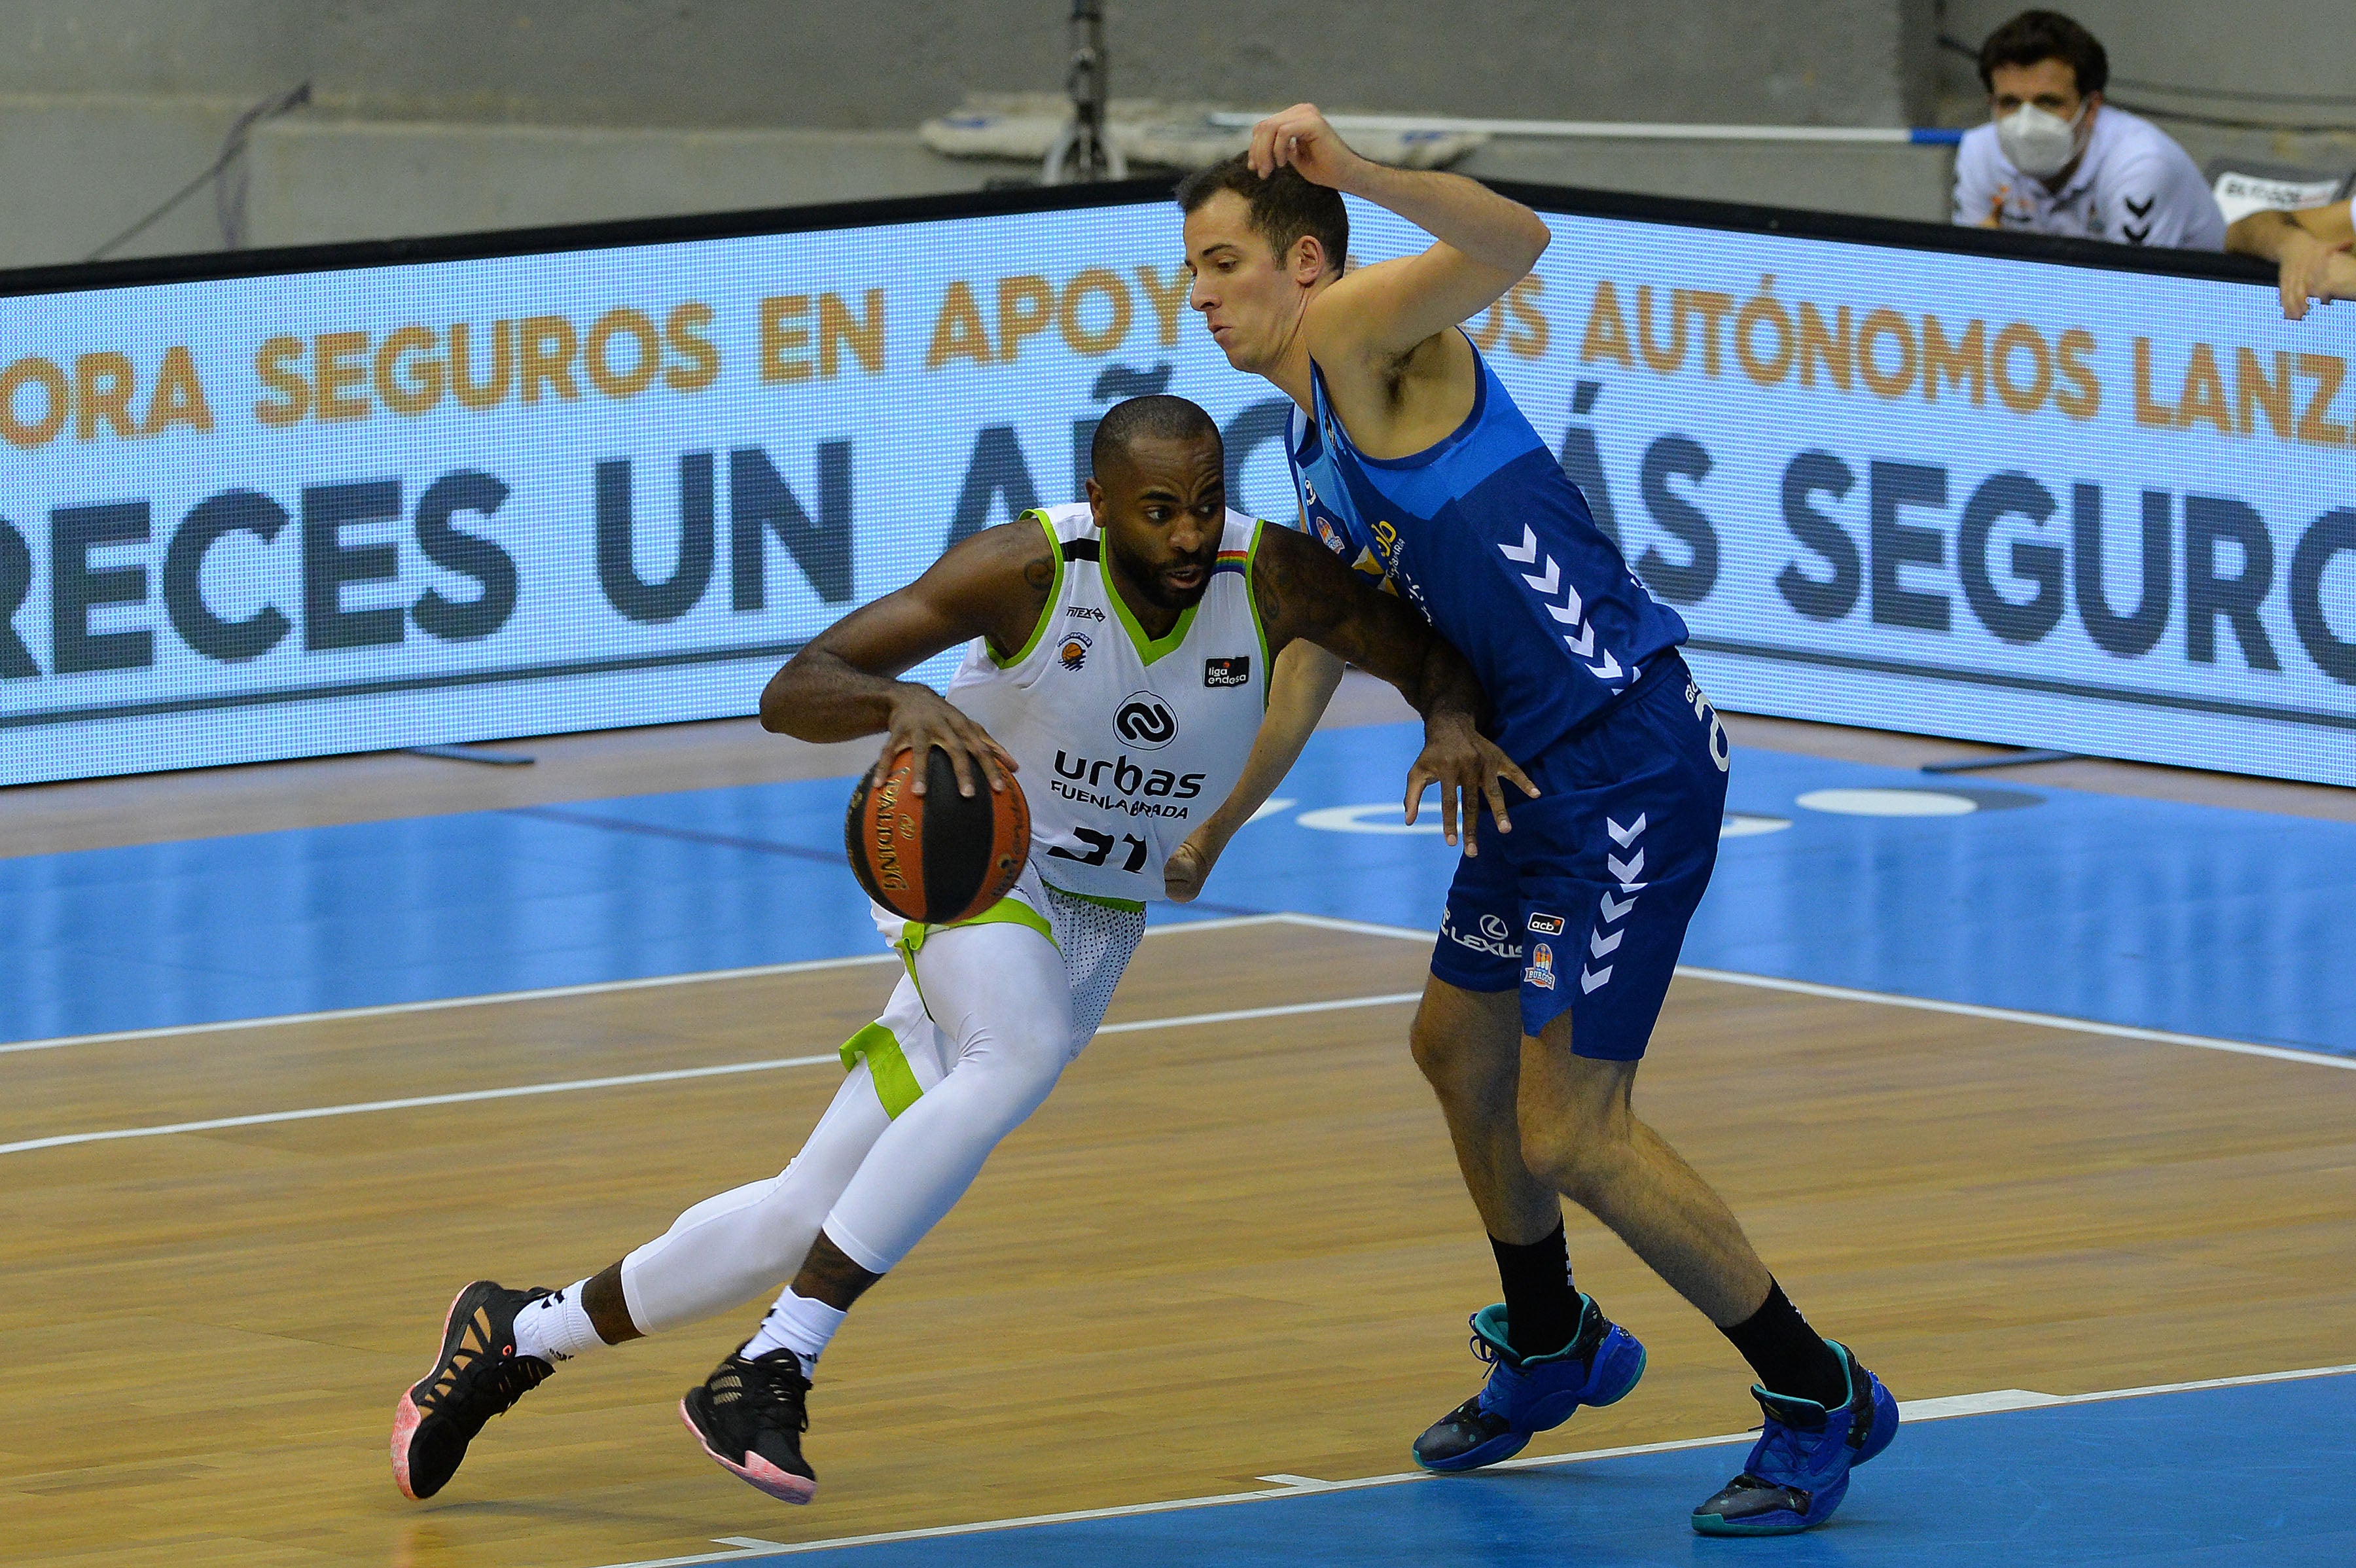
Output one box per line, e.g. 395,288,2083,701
618,916,1080,1335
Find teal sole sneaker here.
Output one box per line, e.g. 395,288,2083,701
1413,1294,1647,1472
1692,1341,1898,1535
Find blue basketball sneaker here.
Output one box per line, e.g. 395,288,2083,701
1412,1294,1647,1471
1691,1341,1898,1535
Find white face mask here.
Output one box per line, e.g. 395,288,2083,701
1996,101,2089,179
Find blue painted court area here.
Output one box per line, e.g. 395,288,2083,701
7,722,2356,1056
743,1371,2353,1567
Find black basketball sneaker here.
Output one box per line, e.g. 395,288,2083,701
391,1280,554,1500
679,1344,818,1503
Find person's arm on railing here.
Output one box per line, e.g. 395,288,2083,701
2226,202,2356,321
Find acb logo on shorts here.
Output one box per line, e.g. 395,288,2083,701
1113,692,1178,750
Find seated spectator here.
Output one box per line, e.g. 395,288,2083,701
2227,199,2356,320
1953,10,2224,251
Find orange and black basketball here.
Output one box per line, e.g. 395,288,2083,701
844,745,1030,924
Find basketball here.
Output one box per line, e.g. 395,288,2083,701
844,745,1031,924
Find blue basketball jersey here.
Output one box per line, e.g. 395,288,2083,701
1287,334,1688,761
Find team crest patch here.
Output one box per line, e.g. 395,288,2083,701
1204,656,1250,688
1527,913,1565,935
1526,940,1558,991
1058,632,1092,671
1314,516,1346,554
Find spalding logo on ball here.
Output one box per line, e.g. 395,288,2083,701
845,745,1031,925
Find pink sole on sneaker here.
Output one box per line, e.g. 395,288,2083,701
678,1399,816,1504
390,1281,474,1501
390,1393,424,1499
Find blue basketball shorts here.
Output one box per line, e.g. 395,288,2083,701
1428,652,1730,1059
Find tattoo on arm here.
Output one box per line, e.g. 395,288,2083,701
978,527,1057,660
1255,527,1476,719
760,521,1055,738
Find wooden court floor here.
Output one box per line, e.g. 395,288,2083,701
7,918,2355,1568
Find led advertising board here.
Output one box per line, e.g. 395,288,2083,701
1,187,2344,785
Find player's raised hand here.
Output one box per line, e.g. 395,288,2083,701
1403,713,1540,855
877,686,1016,798
1249,103,1365,190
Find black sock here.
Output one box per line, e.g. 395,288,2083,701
1490,1225,1577,1360
1720,1280,1848,1408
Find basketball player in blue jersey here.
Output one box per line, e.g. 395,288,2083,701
1169,110,1899,1537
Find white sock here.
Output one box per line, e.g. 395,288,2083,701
741,1288,848,1378
512,1279,604,1364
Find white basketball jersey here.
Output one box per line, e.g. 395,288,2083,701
944,503,1270,904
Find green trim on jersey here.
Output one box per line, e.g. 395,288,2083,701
897,895,1058,965
989,508,1065,669
1104,563,1200,666
1044,883,1146,914
893,895,1058,1024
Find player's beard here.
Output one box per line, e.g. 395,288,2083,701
1108,535,1215,612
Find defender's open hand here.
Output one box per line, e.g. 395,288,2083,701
1404,714,1540,855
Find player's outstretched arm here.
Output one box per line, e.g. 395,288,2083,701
1251,524,1537,853
759,522,1051,797
1251,101,1552,360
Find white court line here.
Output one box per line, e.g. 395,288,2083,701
0,952,893,1058
0,912,1295,1058
1098,991,1419,1037
598,1540,789,1568
0,988,1423,1157
1272,912,2356,1072
588,1361,2356,1565
13,907,2346,1072
8,906,2348,1152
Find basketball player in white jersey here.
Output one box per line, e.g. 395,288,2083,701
391,394,1533,1506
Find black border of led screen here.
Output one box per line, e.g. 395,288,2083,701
0,173,2282,302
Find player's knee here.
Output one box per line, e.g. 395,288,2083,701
1409,1007,1504,1097
955,1020,1068,1114
743,1178,830,1275
1519,1116,1632,1207
1408,1009,1458,1082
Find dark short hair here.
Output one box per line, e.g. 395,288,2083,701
1978,10,2108,97
1174,154,1348,278
1091,393,1221,478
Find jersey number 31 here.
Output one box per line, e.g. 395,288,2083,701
1049,828,1149,872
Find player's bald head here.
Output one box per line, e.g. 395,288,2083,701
1090,394,1221,482
1084,395,1226,613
